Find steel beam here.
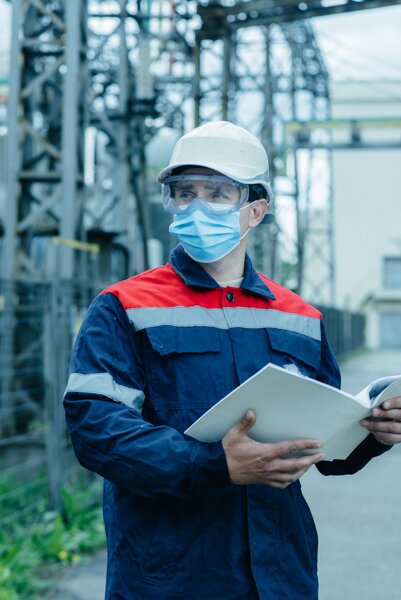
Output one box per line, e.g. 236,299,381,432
60,0,85,280
194,14,335,301
198,0,401,31
3,0,23,279
284,21,334,304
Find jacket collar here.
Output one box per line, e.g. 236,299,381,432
169,244,276,301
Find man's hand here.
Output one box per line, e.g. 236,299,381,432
361,396,401,445
222,410,325,489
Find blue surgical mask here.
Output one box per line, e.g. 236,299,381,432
169,198,251,263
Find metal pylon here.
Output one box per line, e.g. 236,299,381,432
194,11,334,304
4,0,88,281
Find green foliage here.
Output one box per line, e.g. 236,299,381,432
279,260,298,293
0,478,105,599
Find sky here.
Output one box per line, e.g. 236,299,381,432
1,1,401,82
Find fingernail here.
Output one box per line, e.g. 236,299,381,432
241,410,252,423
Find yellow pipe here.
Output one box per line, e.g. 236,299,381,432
51,237,100,255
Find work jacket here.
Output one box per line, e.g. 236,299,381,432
64,244,389,600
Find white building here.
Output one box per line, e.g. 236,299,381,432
331,80,401,348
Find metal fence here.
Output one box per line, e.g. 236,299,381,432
318,305,366,359
0,277,101,536
0,279,366,535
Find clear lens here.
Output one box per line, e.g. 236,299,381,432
162,174,249,214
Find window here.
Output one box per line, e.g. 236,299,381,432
383,257,401,289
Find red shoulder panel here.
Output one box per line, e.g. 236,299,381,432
101,264,224,309
257,273,322,319
101,263,322,319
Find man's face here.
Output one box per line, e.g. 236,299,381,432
175,167,254,237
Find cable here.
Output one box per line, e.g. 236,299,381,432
316,33,401,83
318,41,400,79
325,62,401,103
316,28,401,77
315,36,401,102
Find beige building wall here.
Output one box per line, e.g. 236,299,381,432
331,81,401,348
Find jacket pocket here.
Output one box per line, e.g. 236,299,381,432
266,328,321,377
144,325,224,411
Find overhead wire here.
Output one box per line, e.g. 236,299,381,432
314,30,401,103
315,28,401,76
317,41,401,80
319,48,401,90
316,30,401,79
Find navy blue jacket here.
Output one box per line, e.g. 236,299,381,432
64,245,389,599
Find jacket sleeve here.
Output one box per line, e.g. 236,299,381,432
63,292,231,499
315,320,391,476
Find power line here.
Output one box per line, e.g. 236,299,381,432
323,56,401,103
315,34,401,102
316,28,401,76
318,32,401,76
322,45,401,82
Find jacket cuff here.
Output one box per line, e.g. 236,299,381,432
190,441,232,489
317,433,393,476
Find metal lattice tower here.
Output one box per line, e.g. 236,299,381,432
194,13,332,301
1,0,88,437
4,0,87,281
284,20,335,303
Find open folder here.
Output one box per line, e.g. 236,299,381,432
185,363,401,461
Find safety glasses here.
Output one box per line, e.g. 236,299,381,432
161,174,250,215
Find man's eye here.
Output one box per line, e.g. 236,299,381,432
178,191,194,199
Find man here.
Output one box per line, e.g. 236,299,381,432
64,121,401,599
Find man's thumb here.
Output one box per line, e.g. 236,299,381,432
238,409,256,434
223,409,256,446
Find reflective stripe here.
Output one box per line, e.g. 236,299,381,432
65,372,145,413
125,306,321,341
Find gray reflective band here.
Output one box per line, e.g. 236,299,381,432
65,372,145,413
126,306,321,341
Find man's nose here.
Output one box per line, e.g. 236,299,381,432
195,184,210,198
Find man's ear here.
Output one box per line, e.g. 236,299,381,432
249,199,268,228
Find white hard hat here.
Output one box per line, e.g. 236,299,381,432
156,121,273,203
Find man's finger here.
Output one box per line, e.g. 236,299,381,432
362,419,401,435
268,466,311,483
380,396,401,410
269,438,323,458
373,433,399,445
278,452,326,472
370,407,401,420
